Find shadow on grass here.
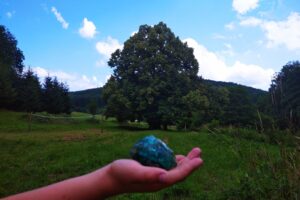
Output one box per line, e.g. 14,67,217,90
118,125,149,131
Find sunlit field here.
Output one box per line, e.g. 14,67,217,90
1,110,293,200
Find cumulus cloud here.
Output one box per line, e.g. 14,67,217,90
262,12,300,50
184,38,274,90
219,43,235,57
240,12,300,50
32,67,105,91
51,7,69,29
95,36,123,67
232,0,259,15
96,36,123,58
79,18,97,39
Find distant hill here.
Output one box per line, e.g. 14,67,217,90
69,88,104,113
69,80,268,112
203,79,267,104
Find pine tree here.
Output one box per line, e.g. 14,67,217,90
0,25,24,109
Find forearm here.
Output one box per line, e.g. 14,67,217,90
3,165,120,200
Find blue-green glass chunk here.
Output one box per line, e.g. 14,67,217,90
130,135,177,170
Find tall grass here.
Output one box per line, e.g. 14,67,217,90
219,134,300,200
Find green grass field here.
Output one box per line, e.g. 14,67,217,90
0,110,285,199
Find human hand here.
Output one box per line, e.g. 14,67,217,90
107,147,203,194
2,148,202,200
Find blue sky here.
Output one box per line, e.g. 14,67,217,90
1,0,299,91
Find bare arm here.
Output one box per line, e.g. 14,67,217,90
3,147,203,200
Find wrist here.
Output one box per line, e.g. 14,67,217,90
91,164,123,199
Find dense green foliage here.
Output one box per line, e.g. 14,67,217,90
42,76,70,114
16,69,42,112
103,22,200,129
102,22,270,130
270,61,300,131
0,25,24,108
0,25,70,114
69,88,104,112
88,99,98,118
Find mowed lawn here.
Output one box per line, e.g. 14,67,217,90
0,110,279,199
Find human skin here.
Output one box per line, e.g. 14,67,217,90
2,147,203,200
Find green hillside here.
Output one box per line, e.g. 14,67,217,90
203,79,267,104
69,87,104,113
69,80,267,112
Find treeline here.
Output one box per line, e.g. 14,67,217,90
102,22,300,133
0,25,70,114
69,88,104,113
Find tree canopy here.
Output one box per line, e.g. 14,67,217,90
0,25,25,108
269,61,300,131
103,22,201,129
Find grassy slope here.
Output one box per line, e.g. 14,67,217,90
0,110,279,199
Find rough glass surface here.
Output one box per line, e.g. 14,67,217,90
130,135,177,170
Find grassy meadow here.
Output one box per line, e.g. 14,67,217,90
0,110,298,199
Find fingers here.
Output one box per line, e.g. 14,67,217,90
159,157,203,185
187,147,201,160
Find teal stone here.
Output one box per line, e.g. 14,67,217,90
130,135,177,170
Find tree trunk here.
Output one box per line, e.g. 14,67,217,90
163,124,167,131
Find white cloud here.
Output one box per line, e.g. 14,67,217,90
96,36,123,58
34,66,48,77
225,22,235,30
232,0,259,15
95,36,123,67
262,12,300,50
240,17,262,26
51,7,69,29
32,67,104,91
79,18,97,39
240,12,300,50
219,43,235,57
184,38,274,90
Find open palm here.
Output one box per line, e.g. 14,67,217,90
108,147,203,193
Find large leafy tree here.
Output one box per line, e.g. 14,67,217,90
269,61,300,131
177,87,209,130
103,22,200,129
